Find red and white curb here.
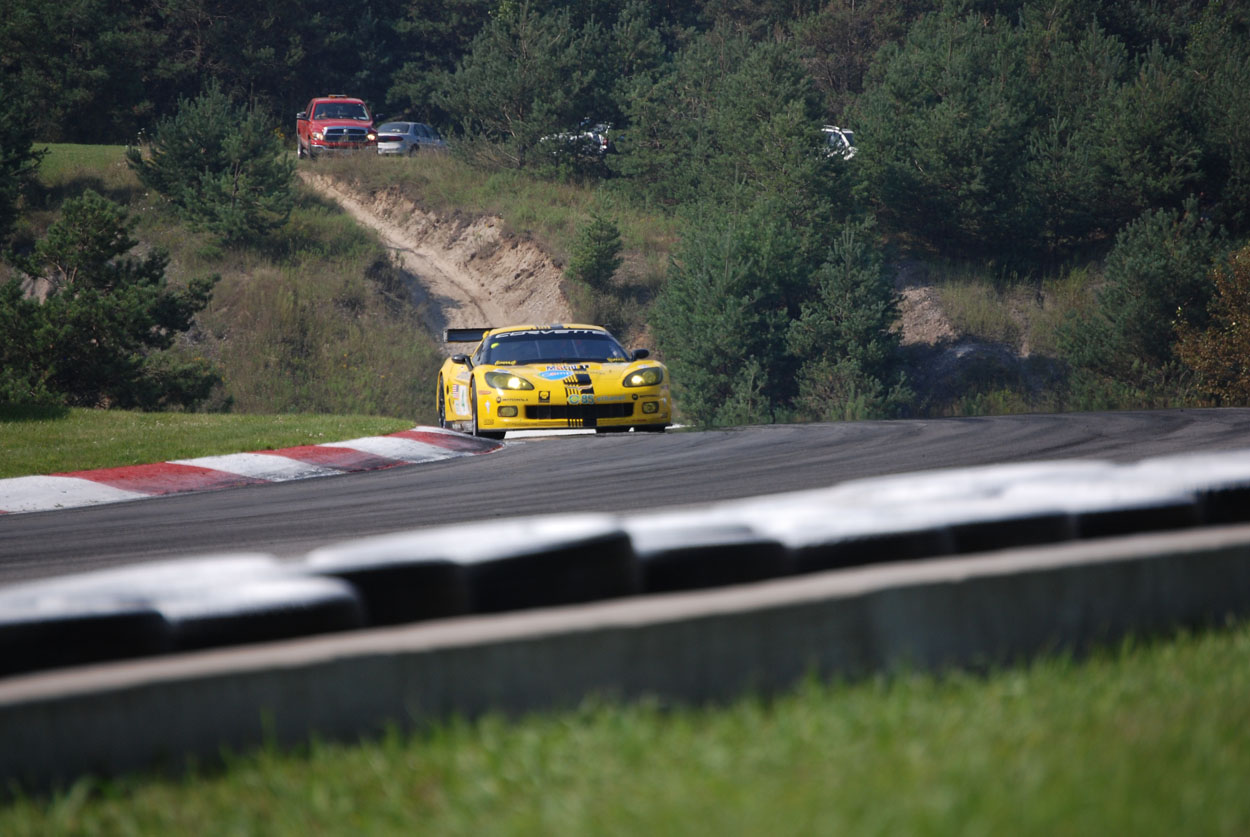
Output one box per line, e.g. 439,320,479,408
0,427,501,515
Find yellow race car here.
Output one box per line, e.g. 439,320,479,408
436,324,671,439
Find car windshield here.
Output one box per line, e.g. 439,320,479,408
480,330,630,365
378,123,409,133
314,102,369,120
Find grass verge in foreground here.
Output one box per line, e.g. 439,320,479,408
0,407,413,478
3,621,1250,834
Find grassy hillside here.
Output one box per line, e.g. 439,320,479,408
12,144,445,423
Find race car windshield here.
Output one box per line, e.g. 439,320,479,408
481,331,629,364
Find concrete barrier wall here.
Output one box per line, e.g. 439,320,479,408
3,524,1250,792
4,449,1250,791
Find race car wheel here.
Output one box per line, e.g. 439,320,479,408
469,380,505,440
297,140,306,160
437,376,447,428
636,425,666,433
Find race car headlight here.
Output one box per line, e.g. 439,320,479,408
312,131,324,141
623,367,664,387
484,370,534,390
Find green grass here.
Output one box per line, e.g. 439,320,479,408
3,622,1250,833
33,143,131,181
0,406,411,478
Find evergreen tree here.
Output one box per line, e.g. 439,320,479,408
788,219,910,421
1059,199,1223,407
853,8,1041,259
618,31,834,225
1186,3,1250,235
126,83,294,244
0,87,45,245
436,2,603,168
2,191,219,408
566,212,624,292
651,197,807,426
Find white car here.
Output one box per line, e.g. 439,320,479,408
823,126,857,160
377,122,447,156
539,122,612,159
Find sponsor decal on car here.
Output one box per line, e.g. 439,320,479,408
451,383,470,416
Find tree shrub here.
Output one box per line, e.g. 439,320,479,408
1058,199,1223,407
126,82,293,244
1177,245,1250,405
2,190,219,408
788,219,911,421
566,212,623,293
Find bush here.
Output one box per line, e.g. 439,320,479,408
1177,245,1250,405
1058,199,1223,406
565,212,623,293
126,82,294,244
2,190,219,408
0,86,45,245
788,219,911,421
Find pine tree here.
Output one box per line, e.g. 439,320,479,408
126,82,293,244
566,212,623,293
788,219,910,421
2,191,220,408
0,86,45,245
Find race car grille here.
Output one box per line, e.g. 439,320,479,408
323,127,370,143
525,403,634,421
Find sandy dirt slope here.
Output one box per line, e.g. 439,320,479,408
299,172,570,348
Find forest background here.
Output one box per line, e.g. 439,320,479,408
2,0,1249,425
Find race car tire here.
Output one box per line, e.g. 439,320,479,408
437,376,447,429
470,380,505,440
594,427,628,434
297,140,306,160
636,425,666,433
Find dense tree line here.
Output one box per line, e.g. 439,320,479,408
2,0,1248,419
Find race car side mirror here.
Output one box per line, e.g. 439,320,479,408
631,348,650,360
451,354,471,367
296,112,308,120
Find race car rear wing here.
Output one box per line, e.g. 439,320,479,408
444,327,491,343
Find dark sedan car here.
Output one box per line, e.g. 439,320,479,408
376,122,447,156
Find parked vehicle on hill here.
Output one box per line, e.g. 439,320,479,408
296,95,379,159
822,125,857,160
376,122,447,156
539,121,613,159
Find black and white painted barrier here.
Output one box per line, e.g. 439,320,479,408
3,449,1250,790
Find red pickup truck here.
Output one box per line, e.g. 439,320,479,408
296,95,379,159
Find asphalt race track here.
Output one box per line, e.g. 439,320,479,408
4,408,1250,586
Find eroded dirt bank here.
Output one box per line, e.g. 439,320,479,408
299,172,570,347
